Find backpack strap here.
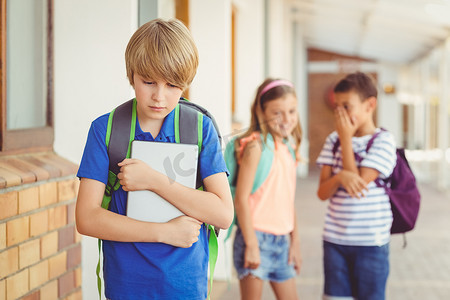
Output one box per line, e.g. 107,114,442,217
107,99,137,175
176,100,203,189
97,99,136,299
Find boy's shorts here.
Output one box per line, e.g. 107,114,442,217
233,228,296,282
323,241,389,300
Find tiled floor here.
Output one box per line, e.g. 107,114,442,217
214,174,450,300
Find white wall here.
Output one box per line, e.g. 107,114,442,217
266,0,293,79
233,0,265,129
293,22,309,176
376,64,402,146
189,0,232,137
189,0,233,280
54,1,138,299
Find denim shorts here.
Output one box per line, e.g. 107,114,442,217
233,228,296,282
323,241,390,300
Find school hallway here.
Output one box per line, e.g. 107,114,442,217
214,173,450,300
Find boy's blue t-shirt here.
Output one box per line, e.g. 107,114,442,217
77,107,228,300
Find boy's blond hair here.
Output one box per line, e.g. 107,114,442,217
125,18,198,91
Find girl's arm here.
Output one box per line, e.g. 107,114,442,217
289,210,302,274
117,159,234,230
75,178,202,248
233,139,262,269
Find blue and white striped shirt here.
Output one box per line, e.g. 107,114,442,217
316,129,397,246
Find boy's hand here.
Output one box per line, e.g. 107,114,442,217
338,170,368,198
117,158,154,191
335,106,358,140
244,244,261,269
163,216,202,248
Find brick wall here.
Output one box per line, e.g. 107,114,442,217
0,153,81,300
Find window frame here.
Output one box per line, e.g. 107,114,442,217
0,0,54,155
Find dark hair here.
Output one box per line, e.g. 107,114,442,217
334,72,377,101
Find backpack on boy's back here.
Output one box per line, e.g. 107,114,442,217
97,97,221,298
332,128,421,238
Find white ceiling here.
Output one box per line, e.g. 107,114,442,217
291,0,450,64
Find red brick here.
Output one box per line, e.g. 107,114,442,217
65,289,82,300
75,267,81,288
0,279,5,300
67,244,81,270
67,203,76,224
21,156,60,179
6,216,29,246
19,239,40,269
29,210,49,237
29,259,49,290
39,182,58,207
0,167,21,188
21,290,40,300
58,180,78,202
58,271,75,298
0,159,36,184
49,251,67,279
5,157,49,182
0,247,18,278
40,280,58,300
0,223,6,250
41,231,58,259
6,268,28,300
48,205,67,231
0,192,18,220
58,225,75,250
18,187,40,214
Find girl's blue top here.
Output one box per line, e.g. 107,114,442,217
77,106,228,300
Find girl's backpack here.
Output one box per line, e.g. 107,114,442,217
332,128,421,236
223,133,296,241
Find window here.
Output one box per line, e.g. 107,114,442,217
0,0,53,154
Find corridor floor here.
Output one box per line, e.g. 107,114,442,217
214,174,450,300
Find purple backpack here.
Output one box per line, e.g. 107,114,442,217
332,129,421,234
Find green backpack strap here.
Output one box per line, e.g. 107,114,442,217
97,99,137,299
176,99,219,298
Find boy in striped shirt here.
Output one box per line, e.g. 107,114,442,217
316,72,397,300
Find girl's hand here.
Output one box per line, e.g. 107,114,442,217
117,158,155,191
338,170,368,198
335,106,357,140
289,237,302,274
161,216,202,248
244,244,260,269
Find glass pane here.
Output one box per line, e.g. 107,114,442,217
6,0,47,130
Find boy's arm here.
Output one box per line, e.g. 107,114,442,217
118,159,234,229
75,178,202,248
335,107,380,185
317,165,367,200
